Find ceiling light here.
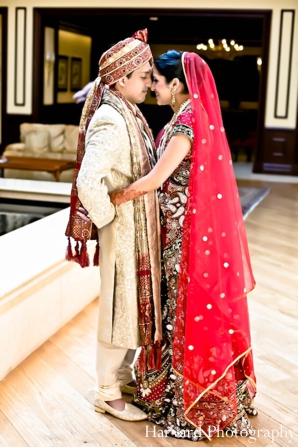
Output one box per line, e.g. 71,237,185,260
196,39,245,59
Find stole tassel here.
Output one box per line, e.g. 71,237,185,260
93,240,100,266
155,341,162,371
74,241,80,261
138,345,147,375
147,344,155,370
66,239,91,268
65,237,74,261
78,240,90,268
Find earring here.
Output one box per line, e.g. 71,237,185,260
171,90,176,106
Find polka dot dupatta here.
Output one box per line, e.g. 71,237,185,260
172,52,257,437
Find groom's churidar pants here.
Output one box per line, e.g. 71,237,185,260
95,340,137,401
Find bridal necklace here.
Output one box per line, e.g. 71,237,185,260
171,98,191,124
158,98,191,157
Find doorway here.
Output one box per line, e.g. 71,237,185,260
32,8,271,163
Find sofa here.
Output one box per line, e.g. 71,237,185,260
3,123,79,182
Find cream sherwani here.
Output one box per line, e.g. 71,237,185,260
77,90,141,351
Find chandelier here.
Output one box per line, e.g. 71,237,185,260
196,39,244,60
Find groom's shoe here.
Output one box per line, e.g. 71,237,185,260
94,399,147,421
120,383,137,395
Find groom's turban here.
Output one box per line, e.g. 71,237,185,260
99,29,153,85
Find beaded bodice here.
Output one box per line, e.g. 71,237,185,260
157,102,194,250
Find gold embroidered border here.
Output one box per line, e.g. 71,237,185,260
172,346,256,440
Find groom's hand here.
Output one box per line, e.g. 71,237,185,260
76,206,90,221
109,191,118,205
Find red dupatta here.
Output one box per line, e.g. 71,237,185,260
172,53,256,437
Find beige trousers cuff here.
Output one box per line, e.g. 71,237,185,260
95,339,137,401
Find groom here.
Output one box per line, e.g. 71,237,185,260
66,29,161,421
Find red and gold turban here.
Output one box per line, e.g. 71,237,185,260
99,29,153,85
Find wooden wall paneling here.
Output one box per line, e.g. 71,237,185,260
254,128,297,175
0,8,7,154
254,9,298,176
14,8,26,107
274,10,295,119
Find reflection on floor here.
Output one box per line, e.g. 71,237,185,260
234,162,298,184
238,186,270,219
0,202,67,236
0,212,43,236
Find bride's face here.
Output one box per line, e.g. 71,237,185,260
151,66,172,106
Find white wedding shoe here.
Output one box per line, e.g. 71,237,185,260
94,399,147,421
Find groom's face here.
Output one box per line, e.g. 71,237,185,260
120,62,152,105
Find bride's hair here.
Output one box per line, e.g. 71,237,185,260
154,50,189,93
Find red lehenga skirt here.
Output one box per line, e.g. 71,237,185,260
132,159,257,441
